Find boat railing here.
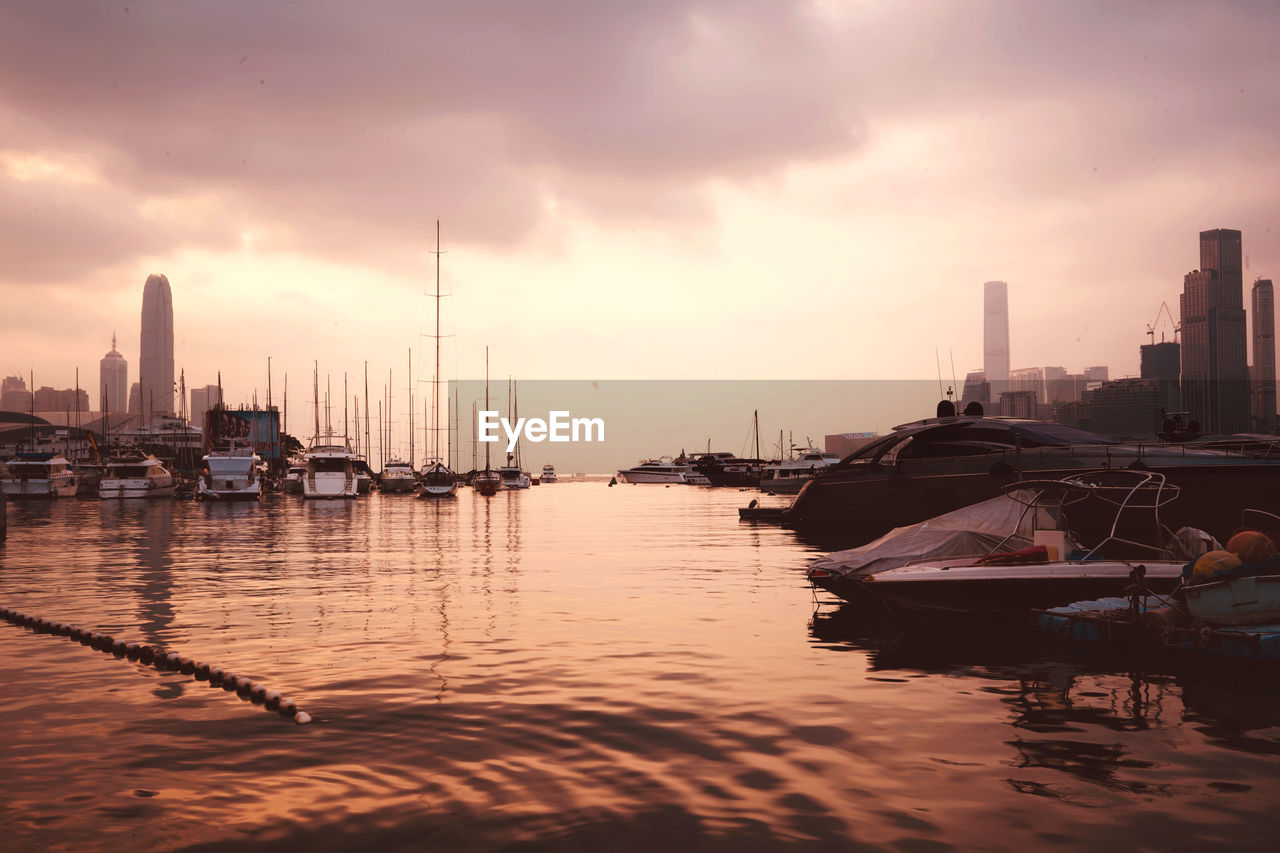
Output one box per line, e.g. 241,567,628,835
989,469,1181,562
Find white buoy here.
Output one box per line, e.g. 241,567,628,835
294,711,312,725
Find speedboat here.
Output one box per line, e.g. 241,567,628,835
302,436,359,499
0,453,78,499
758,446,841,494
197,445,262,501
541,464,558,483
99,452,176,499
419,459,458,498
616,458,686,484
785,406,1280,547
381,459,417,494
808,470,1197,618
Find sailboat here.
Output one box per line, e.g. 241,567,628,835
419,220,458,497
496,378,532,489
473,346,501,496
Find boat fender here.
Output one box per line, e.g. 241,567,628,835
207,666,225,684
178,657,197,675
277,698,297,717
125,642,141,660
263,690,281,710
235,676,253,695
249,682,268,702
164,651,182,669
194,662,211,680
221,672,240,691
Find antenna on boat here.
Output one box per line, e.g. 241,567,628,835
935,348,944,399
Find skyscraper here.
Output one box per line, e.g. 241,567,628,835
1252,278,1276,432
99,332,128,413
1140,340,1180,415
1179,229,1249,434
984,281,1010,399
139,273,175,421
189,384,223,429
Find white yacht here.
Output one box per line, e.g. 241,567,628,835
381,459,417,494
302,436,360,499
497,454,532,490
540,464,558,483
99,452,176,499
758,446,842,494
616,459,687,484
197,445,262,501
0,453,78,499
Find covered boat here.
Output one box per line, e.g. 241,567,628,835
0,453,78,499
197,445,262,501
99,451,176,499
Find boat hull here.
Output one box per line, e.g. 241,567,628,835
302,472,358,499
1,478,78,499
380,477,417,494
616,471,684,484
1184,575,1280,626
99,480,177,499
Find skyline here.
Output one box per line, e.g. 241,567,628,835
3,2,1280,423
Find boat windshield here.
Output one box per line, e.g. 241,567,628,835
109,465,153,478
309,458,351,473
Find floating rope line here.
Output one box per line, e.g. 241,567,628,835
0,606,311,725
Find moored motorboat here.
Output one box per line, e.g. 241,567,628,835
302,436,360,499
380,459,417,494
497,454,531,490
0,453,78,499
758,446,840,494
808,471,1197,618
541,464,557,483
785,405,1280,547
282,462,306,494
616,458,686,484
99,451,176,499
196,445,262,501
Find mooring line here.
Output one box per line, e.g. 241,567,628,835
0,605,311,725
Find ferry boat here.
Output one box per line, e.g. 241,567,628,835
616,458,686,484
0,453,78,499
541,464,558,483
758,446,841,494
302,437,359,499
99,452,176,499
196,445,262,501
380,459,417,494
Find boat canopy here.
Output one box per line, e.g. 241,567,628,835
808,490,1051,581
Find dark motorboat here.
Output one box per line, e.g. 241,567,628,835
807,471,1200,618
691,452,767,487
783,408,1280,549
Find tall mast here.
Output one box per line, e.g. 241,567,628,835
344,372,349,443
485,347,491,471
363,362,370,465
312,361,319,441
433,219,442,464
408,348,414,468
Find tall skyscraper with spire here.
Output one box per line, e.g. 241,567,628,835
139,273,175,421
1252,278,1276,432
984,281,1010,400
99,333,128,413
1180,229,1249,434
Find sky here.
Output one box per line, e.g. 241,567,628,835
2,1,1279,458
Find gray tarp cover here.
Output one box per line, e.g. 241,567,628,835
809,490,1053,580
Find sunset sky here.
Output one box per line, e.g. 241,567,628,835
3,1,1279,453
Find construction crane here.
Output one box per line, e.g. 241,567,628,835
1147,301,1179,344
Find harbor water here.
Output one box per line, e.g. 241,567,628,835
2,484,1278,850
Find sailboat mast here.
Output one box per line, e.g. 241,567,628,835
408,348,414,469
363,362,370,465
485,347,491,470
312,362,319,441
434,220,441,464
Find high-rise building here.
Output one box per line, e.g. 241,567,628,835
99,332,128,413
984,281,1010,399
1179,228,1249,433
139,273,175,422
1140,341,1181,415
1010,367,1046,403
33,387,88,412
1252,278,1276,432
128,382,141,415
189,384,223,429
1,376,32,412
960,370,989,410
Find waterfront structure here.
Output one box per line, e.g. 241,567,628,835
1140,341,1181,416
984,281,1010,399
139,273,175,422
1010,367,1045,404
1251,278,1276,432
960,370,989,409
99,334,128,413
1180,229,1249,434
998,389,1039,419
189,384,222,429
